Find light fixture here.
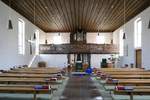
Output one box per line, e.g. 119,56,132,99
148,20,150,29
33,0,36,40
8,0,13,30
52,14,62,44
45,33,48,44
123,0,126,40
45,39,48,44
29,36,32,55
53,33,62,44
33,33,36,40
96,32,105,44
111,39,113,44
8,19,13,29
123,32,126,39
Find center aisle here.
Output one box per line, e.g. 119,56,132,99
60,74,102,100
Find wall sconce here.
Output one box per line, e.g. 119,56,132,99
8,0,13,30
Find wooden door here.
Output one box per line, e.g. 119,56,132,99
136,49,142,68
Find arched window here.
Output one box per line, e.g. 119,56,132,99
134,18,142,49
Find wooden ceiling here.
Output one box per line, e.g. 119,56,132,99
2,0,150,32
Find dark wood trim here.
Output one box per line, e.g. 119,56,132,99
39,44,119,54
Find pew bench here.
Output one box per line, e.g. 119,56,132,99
113,88,150,100
0,85,56,100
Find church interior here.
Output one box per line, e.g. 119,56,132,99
0,0,150,100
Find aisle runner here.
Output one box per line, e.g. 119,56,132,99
60,75,102,100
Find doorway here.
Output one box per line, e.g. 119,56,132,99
135,49,142,68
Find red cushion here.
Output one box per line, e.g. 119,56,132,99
49,77,57,81
42,85,49,89
115,86,125,90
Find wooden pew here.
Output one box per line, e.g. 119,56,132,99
98,68,144,72
103,71,150,75
13,67,61,71
109,75,150,79
96,68,150,100
1,67,62,74
0,85,56,100
0,67,66,100
113,79,150,86
2,70,59,74
114,86,150,100
103,79,150,93
0,73,64,79
0,77,63,85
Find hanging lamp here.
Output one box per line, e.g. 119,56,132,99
45,39,48,44
45,33,48,44
148,20,150,29
33,33,36,40
8,0,13,30
123,0,126,40
33,0,36,40
123,33,126,39
8,19,13,29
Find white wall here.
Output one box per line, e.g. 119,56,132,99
38,32,69,68
91,54,112,68
39,54,68,68
113,7,150,69
40,32,113,44
39,32,70,44
87,32,113,44
0,1,45,70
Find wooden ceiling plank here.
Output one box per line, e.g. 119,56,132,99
1,0,150,32
58,0,71,31
89,0,105,32
87,0,101,31
100,0,121,30
42,0,61,31
49,0,65,31
109,0,138,29
68,0,75,31
82,0,91,31
86,0,98,31
110,0,147,31
62,0,73,31
84,0,95,31
96,0,110,31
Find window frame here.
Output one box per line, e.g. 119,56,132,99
134,18,142,49
18,18,25,55
119,29,124,56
